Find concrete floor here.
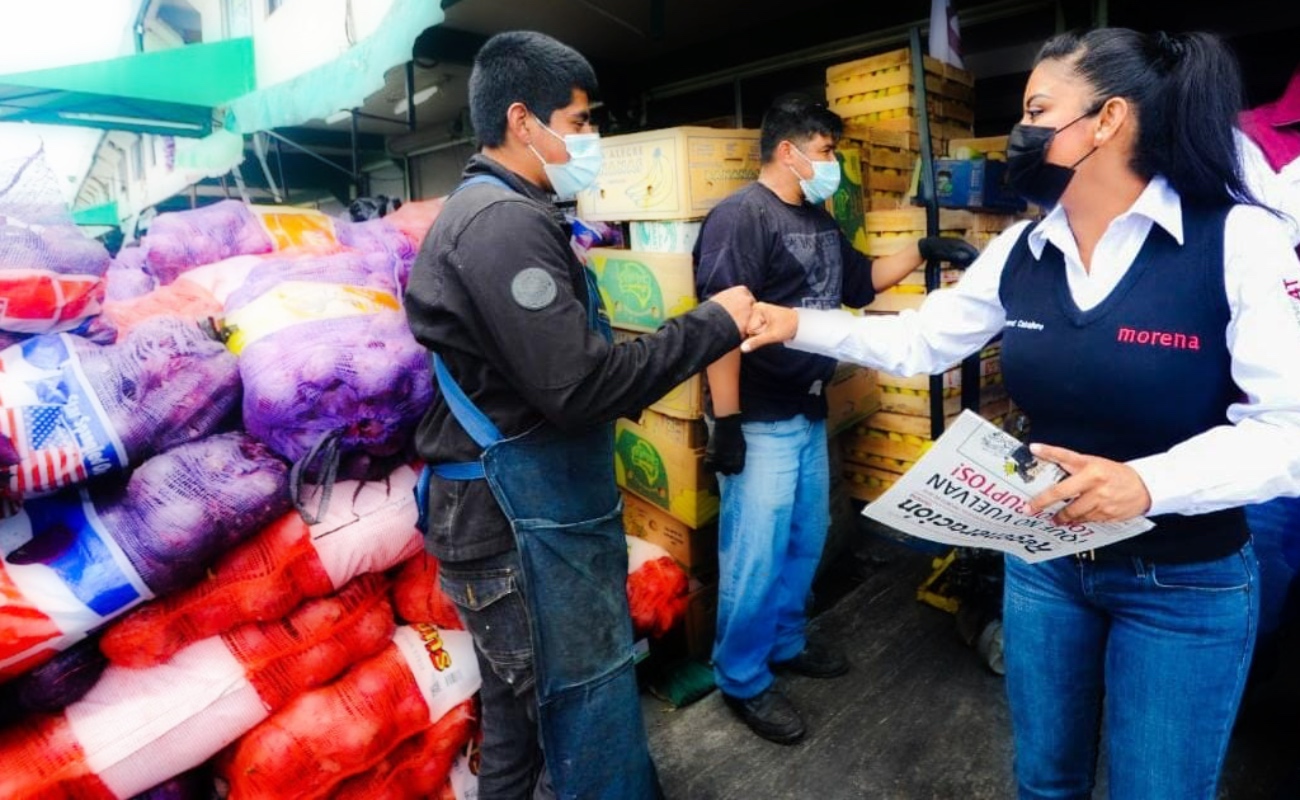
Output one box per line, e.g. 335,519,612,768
642,527,1300,800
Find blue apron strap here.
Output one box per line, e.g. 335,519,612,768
453,173,512,194
417,173,516,501
433,353,503,448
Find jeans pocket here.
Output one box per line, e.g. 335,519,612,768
1150,549,1251,592
439,565,534,685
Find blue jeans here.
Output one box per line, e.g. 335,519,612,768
713,415,830,698
1003,541,1259,800
440,550,554,800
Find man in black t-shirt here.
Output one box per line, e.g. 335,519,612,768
694,94,978,744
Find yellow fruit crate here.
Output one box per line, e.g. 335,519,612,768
841,461,899,503
865,207,975,233
844,426,935,460
948,136,1011,159
878,384,1009,417
826,72,974,106
863,147,917,172
863,165,912,194
830,92,975,127
826,47,975,88
866,191,910,211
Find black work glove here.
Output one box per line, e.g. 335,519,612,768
704,415,746,475
918,236,981,268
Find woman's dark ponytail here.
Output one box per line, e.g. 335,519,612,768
1036,28,1258,209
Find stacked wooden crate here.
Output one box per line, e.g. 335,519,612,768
840,342,1011,502
826,47,976,211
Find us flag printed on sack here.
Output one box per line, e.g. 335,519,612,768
0,335,125,512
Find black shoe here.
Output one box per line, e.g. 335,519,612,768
722,687,806,744
773,640,849,679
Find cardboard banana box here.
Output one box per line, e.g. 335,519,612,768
577,127,761,222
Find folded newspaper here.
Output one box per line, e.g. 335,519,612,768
862,410,1154,562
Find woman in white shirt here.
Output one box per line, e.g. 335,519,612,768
747,28,1300,800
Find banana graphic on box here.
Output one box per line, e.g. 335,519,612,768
625,148,673,209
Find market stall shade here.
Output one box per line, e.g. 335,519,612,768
0,39,255,138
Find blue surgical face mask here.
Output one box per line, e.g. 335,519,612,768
789,146,841,204
529,117,603,200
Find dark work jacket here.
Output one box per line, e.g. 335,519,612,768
403,155,741,561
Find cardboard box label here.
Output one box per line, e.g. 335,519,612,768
589,249,696,332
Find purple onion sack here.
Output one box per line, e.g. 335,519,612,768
73,316,241,462
333,218,417,289
92,431,291,595
225,251,432,468
0,637,107,722
105,246,157,302
142,200,274,286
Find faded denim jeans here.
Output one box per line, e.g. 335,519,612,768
1003,541,1259,800
712,415,831,699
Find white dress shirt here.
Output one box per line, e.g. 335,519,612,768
791,176,1300,517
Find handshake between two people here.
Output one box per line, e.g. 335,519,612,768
704,287,799,354
706,235,978,354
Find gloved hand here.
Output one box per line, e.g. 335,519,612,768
918,236,981,268
704,415,746,475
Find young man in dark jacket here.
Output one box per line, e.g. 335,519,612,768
403,30,754,800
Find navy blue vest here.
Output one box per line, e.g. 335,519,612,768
999,205,1248,562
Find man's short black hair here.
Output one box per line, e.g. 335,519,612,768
759,94,844,162
469,31,599,148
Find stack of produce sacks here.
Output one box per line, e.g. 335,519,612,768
0,192,574,799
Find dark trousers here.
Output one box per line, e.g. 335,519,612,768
440,550,554,800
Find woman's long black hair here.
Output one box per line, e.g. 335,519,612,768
1037,28,1258,209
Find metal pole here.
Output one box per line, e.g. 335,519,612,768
911,27,948,440
265,130,356,178
405,60,418,131
274,136,288,202
405,60,417,201
350,109,361,198
733,78,743,128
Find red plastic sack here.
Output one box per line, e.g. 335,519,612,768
101,466,421,668
0,575,394,800
626,536,689,639
221,624,480,800
391,553,463,630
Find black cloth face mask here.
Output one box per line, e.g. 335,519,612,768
1006,107,1103,207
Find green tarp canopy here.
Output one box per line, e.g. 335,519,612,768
0,38,255,137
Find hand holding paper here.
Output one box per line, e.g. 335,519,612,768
1024,443,1153,524
861,411,1154,563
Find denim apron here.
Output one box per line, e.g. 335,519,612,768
414,174,660,799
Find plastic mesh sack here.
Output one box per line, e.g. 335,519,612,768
381,197,444,250
101,465,422,668
222,250,432,494
0,431,290,681
626,536,689,639
0,143,111,337
0,637,107,724
104,247,157,302
0,317,240,504
391,552,464,631
141,200,274,286
333,218,417,290
331,700,476,800
100,281,222,341
219,624,480,800
0,575,394,800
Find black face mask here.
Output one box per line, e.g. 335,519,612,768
1006,108,1102,207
